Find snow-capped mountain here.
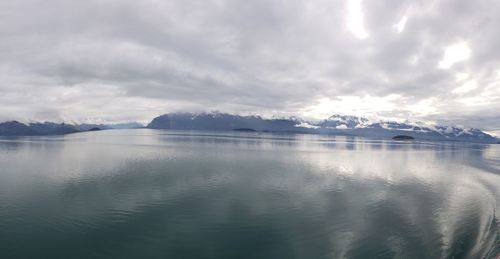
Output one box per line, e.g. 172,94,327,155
147,112,498,143
318,114,372,129
316,114,497,143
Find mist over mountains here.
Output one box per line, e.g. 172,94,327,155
1,112,498,143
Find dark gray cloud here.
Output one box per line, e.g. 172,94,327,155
1,0,499,134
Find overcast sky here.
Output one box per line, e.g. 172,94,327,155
1,0,500,133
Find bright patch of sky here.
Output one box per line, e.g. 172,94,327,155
301,95,403,119
452,80,478,94
455,73,469,81
346,0,369,39
438,42,471,69
406,97,440,117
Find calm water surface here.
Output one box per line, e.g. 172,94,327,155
0,129,498,258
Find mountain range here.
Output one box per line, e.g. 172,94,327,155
0,113,498,143
0,121,143,136
147,112,499,144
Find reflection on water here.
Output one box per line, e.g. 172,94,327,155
0,129,498,258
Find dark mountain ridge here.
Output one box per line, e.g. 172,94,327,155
147,112,308,133
0,121,39,136
0,121,142,136
0,121,80,136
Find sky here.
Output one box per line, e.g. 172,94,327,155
1,0,500,134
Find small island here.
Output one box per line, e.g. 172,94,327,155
232,128,258,132
392,135,415,141
88,127,103,131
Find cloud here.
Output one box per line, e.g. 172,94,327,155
0,0,500,133
346,0,369,39
393,16,408,33
438,42,471,69
452,80,477,94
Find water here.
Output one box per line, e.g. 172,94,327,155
0,129,498,259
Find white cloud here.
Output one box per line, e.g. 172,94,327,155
438,42,471,69
300,95,404,119
393,16,408,33
455,73,469,81
408,55,419,65
452,80,477,94
346,0,369,39
406,97,440,117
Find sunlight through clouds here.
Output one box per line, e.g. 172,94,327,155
301,95,403,119
406,97,440,117
346,0,369,39
438,42,471,69
452,80,478,94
